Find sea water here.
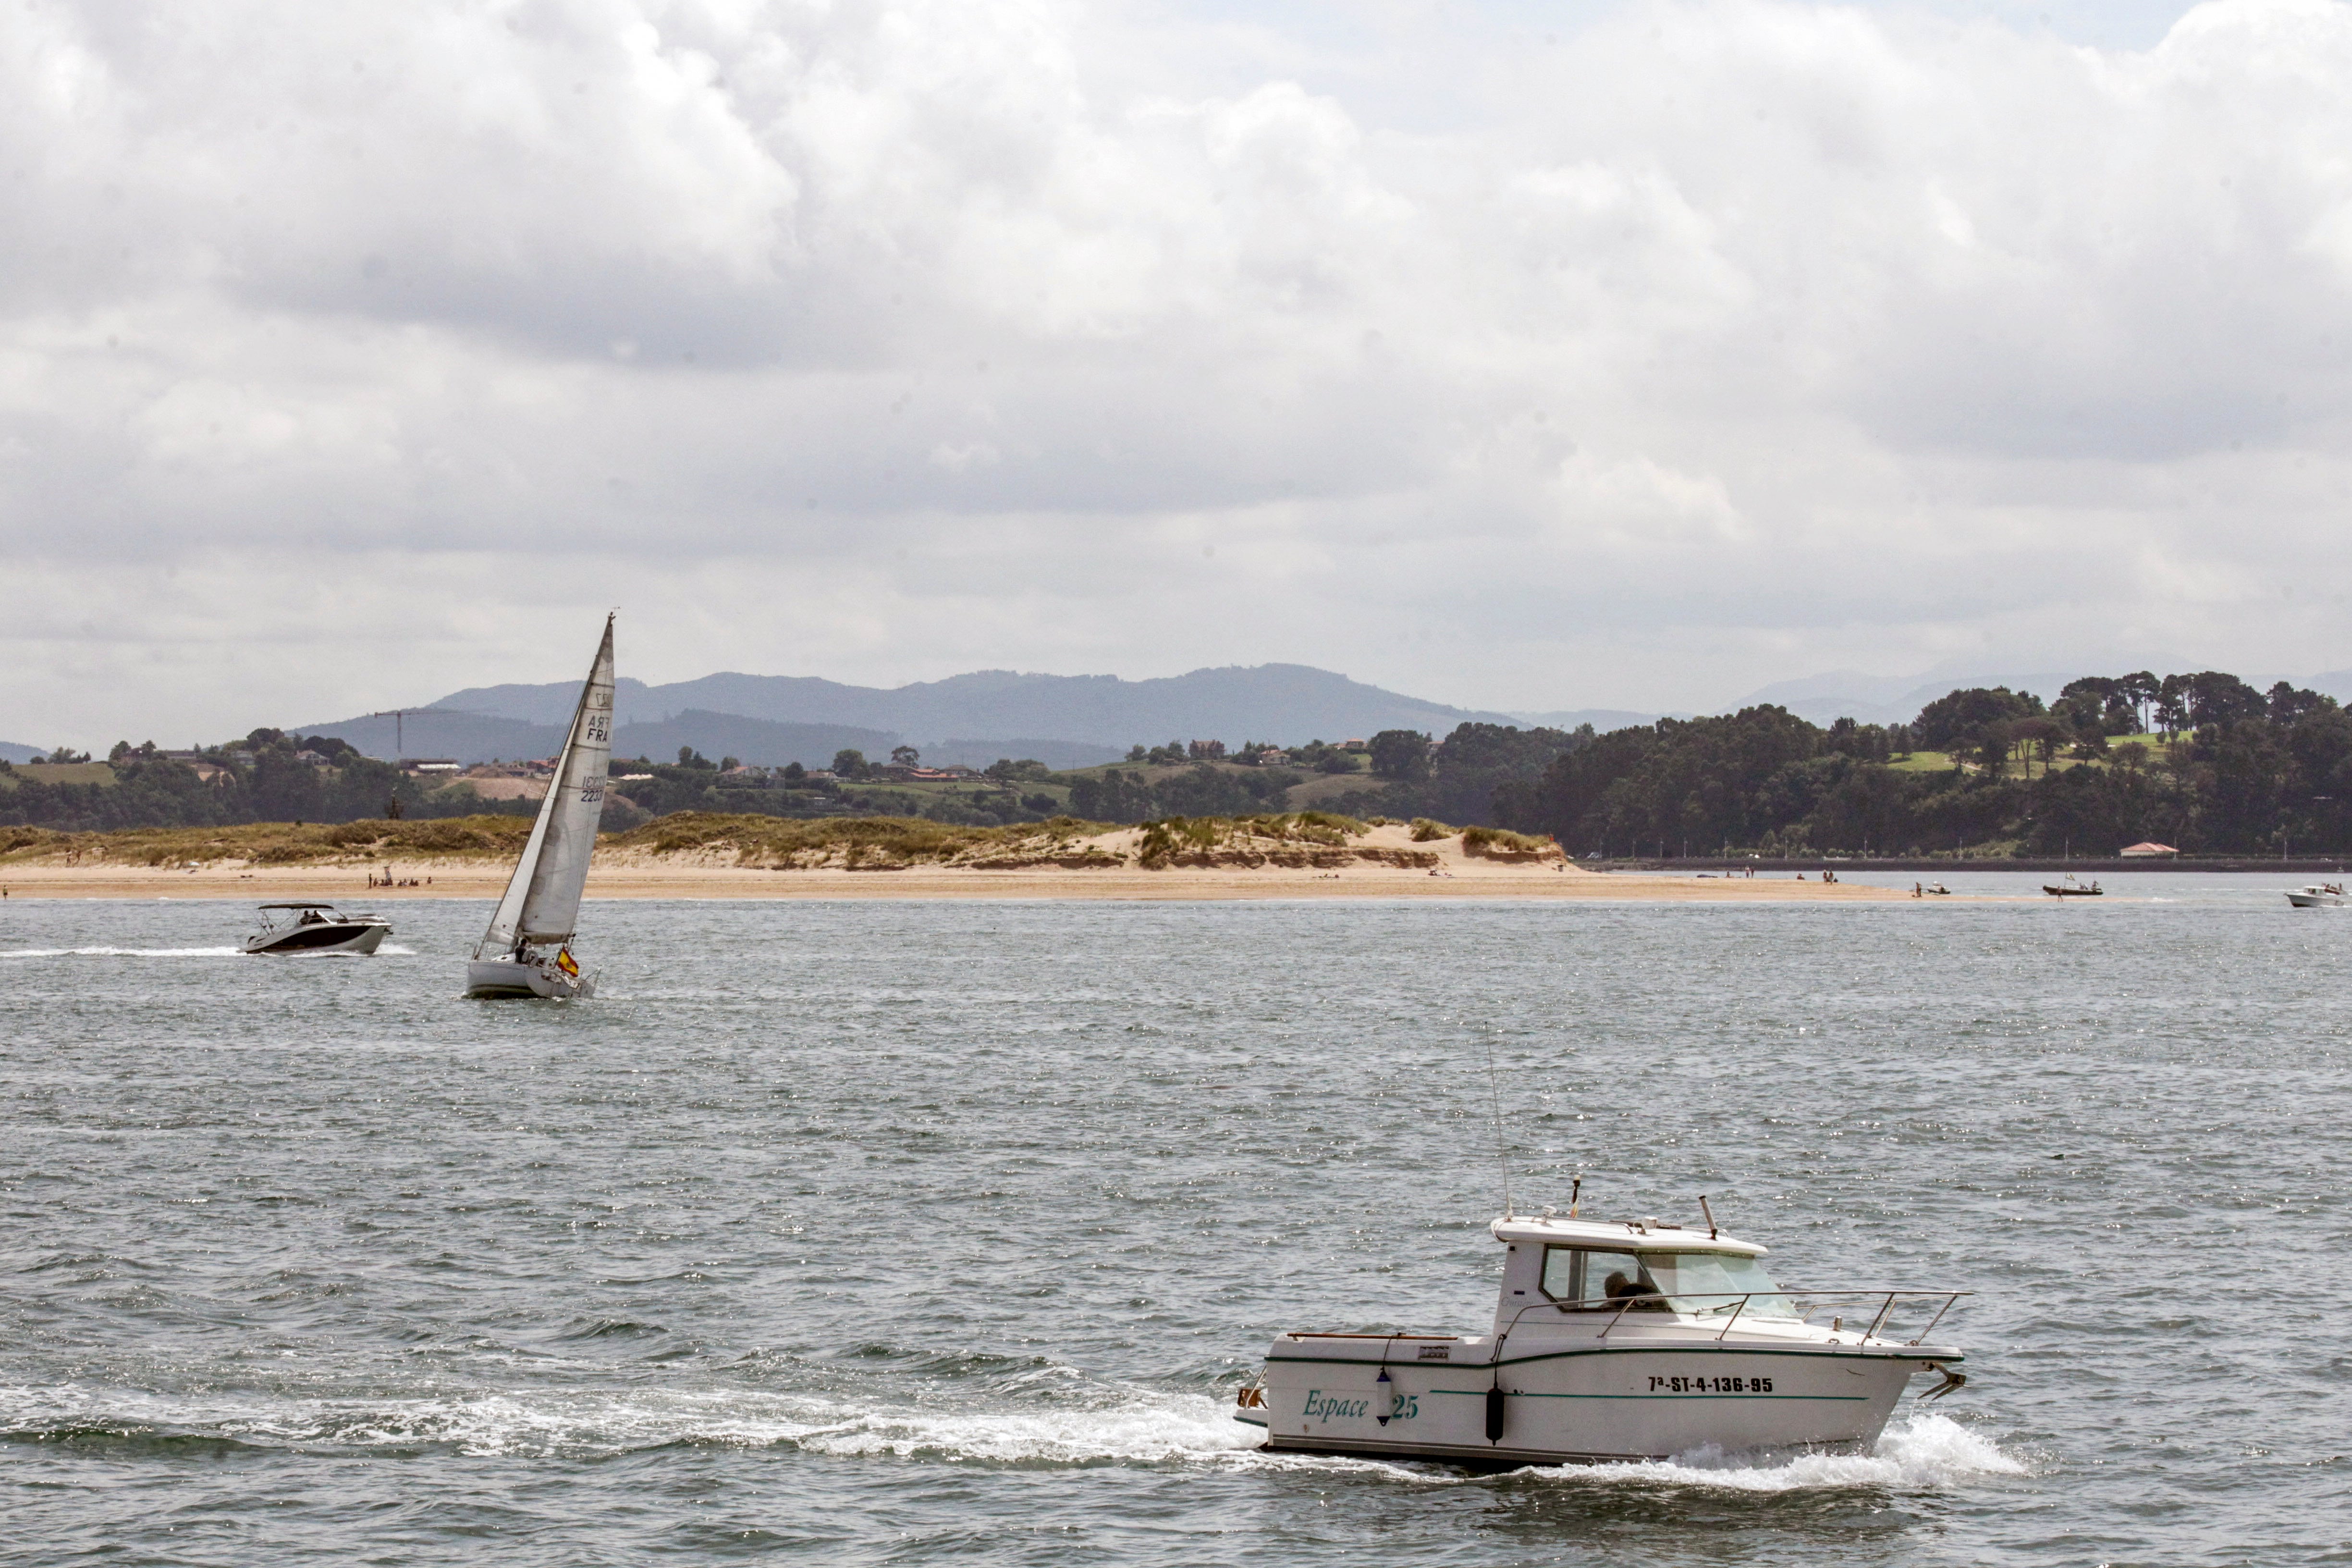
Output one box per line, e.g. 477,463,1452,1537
0,881,2343,1565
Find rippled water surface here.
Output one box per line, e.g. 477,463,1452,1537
3,882,2346,1565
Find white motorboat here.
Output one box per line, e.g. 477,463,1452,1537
1236,1209,1965,1466
2285,883,2347,908
242,902,391,956
465,614,614,1000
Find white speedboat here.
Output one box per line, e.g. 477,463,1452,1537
242,902,391,956
1236,1209,1965,1466
465,614,614,1000
2286,883,2347,908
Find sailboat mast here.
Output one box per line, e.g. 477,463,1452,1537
474,615,615,960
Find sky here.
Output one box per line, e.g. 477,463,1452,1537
7,0,2351,749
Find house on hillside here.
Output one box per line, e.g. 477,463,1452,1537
2119,841,2180,858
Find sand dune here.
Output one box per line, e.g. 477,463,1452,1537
0,823,1905,902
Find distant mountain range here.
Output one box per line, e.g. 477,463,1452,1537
294,664,1542,769
22,657,2349,772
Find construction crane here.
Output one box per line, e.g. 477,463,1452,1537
370,709,461,759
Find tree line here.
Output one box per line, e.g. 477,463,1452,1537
1493,672,2352,857
0,732,541,834
15,668,2342,854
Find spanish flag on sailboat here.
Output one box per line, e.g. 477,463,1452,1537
555,947,580,980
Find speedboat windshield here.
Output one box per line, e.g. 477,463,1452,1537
1642,1252,1798,1319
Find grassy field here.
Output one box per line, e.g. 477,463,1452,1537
0,761,117,790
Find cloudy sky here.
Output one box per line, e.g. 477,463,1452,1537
6,0,2350,747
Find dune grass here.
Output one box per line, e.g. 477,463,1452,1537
608,812,1120,869
1460,825,1552,857
0,816,537,867
2,807,1436,873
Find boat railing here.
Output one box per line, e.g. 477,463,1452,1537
1511,1288,1969,1345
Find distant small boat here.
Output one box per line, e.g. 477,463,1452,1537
2286,883,2347,909
465,614,613,1000
243,902,390,955
1924,883,1951,896
2044,876,2103,898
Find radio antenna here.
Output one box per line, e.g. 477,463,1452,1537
1480,1034,1513,1219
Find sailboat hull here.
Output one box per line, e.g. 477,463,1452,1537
465,959,592,1000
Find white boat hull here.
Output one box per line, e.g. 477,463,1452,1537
465,959,593,1000
2286,891,2345,908
1246,1331,1947,1465
243,920,390,956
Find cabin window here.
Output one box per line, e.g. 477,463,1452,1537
1539,1247,1653,1310
1642,1252,1798,1319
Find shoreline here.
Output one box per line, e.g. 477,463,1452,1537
0,824,1918,904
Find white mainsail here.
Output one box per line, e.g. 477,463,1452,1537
475,614,614,959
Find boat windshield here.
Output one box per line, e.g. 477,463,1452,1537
1642,1252,1798,1319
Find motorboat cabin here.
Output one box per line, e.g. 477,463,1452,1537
241,903,392,956
1237,1211,1965,1466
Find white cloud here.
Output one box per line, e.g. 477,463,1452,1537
4,0,2352,746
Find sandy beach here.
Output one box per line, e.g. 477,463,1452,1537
0,824,1908,903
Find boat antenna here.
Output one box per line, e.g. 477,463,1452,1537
1699,1194,1717,1239
1480,1033,1514,1219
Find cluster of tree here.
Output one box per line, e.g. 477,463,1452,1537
1118,737,1360,771
1067,763,1299,822
1497,672,2352,857
600,752,836,824
0,731,531,833
1297,723,1589,826
600,748,1064,829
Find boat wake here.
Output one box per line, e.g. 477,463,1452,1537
0,945,247,958
0,1384,1261,1466
1517,1412,2028,1492
0,1387,2017,1488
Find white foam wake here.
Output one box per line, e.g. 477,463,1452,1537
0,1384,1263,1465
0,944,413,958
0,1386,2017,1487
0,946,246,958
1527,1412,2027,1492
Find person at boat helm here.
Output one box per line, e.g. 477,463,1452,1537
1604,1270,1668,1310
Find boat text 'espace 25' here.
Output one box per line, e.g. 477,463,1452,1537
1236,1206,1965,1467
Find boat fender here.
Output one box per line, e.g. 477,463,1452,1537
1485,1384,1507,1442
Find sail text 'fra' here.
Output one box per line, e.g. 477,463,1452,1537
465,614,614,1000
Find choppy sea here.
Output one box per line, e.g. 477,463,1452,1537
2,875,2345,1565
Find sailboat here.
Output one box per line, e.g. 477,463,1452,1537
464,614,614,1000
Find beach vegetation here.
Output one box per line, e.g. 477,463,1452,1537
1461,825,1549,856
0,815,535,868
